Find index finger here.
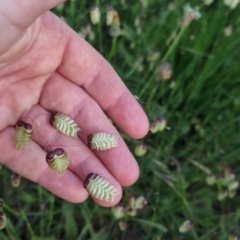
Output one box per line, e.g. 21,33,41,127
57,18,149,139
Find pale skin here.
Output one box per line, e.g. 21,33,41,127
0,0,149,207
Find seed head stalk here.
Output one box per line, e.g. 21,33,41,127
21,210,35,239
108,36,117,61
80,203,97,239
144,26,185,107
162,26,186,62
2,203,20,217
155,171,200,239
95,0,103,53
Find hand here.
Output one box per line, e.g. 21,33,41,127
0,0,149,206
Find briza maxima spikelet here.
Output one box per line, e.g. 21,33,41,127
87,132,118,150
106,6,114,26
11,172,21,188
46,148,69,174
15,121,33,149
84,173,118,202
90,6,100,25
50,112,80,138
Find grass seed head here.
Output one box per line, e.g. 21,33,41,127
204,0,215,5
125,194,148,216
179,219,194,233
87,132,118,151
157,62,172,80
126,208,137,217
169,81,176,89
50,112,80,138
228,189,237,198
118,219,127,231
90,6,101,25
224,0,239,9
205,174,217,186
158,118,167,131
217,190,228,201
15,121,33,149
84,173,118,202
229,232,240,240
109,11,122,37
228,181,239,191
133,195,148,209
220,173,236,186
46,148,69,174
11,172,21,188
106,6,114,26
182,4,201,27
134,144,147,157
224,25,233,37
111,205,125,219
150,118,167,133
150,120,160,133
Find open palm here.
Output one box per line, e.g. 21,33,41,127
0,7,148,206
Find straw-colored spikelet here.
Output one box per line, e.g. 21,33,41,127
50,113,80,138
11,172,21,188
15,121,33,149
106,6,114,26
90,6,101,25
87,132,118,150
84,173,118,202
46,148,69,174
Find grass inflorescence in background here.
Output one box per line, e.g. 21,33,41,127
1,0,240,239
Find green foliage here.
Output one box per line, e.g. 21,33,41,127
1,1,240,239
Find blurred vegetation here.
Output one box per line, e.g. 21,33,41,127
1,0,240,239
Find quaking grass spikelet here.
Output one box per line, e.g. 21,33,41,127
50,112,80,138
46,148,69,174
11,172,21,187
229,232,240,240
134,144,147,157
15,121,33,149
119,220,127,231
87,132,118,150
106,6,114,26
111,205,125,219
90,6,100,25
84,173,118,202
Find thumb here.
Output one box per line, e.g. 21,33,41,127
0,0,66,56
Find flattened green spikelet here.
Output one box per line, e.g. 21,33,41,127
87,132,118,150
15,121,33,149
50,113,80,137
46,148,69,174
84,173,118,202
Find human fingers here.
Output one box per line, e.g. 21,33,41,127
0,121,122,206
22,104,123,206
0,126,88,203
38,72,139,186
56,17,149,139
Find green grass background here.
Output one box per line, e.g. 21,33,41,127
1,0,240,239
